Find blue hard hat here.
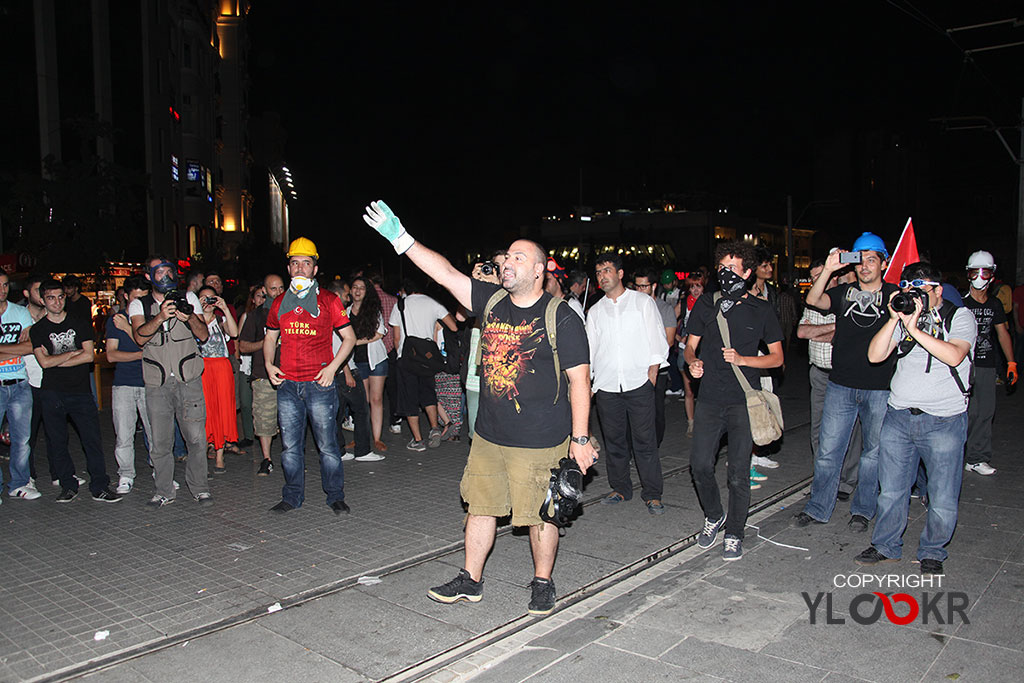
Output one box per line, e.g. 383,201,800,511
851,232,889,260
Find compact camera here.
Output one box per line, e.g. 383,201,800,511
203,296,218,306
165,289,194,315
890,288,928,314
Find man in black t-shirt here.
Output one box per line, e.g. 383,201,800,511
363,200,596,617
962,251,1017,476
685,242,784,561
31,280,120,503
796,236,897,532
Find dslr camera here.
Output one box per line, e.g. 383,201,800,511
890,288,928,314
165,289,194,315
479,260,499,276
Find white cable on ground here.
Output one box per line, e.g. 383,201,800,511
745,522,809,552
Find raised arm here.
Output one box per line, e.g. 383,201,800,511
363,201,472,309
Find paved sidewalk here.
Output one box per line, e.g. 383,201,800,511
5,354,1021,682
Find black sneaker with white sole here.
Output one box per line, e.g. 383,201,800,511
427,569,483,604
527,577,556,616
697,515,726,548
92,487,123,503
257,459,273,476
55,488,78,503
920,558,944,576
855,547,899,566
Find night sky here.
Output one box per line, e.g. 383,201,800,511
3,2,1023,274
247,1,1023,270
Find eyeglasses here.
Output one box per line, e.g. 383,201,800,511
899,279,940,289
967,268,994,278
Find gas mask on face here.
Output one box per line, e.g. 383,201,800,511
717,267,747,299
289,276,314,298
970,274,991,290
149,263,177,294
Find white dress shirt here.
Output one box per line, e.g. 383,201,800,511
586,289,669,392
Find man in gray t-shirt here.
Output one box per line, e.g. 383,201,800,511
855,262,977,577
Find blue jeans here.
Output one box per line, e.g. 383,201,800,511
277,379,344,508
803,382,888,522
871,408,967,561
0,380,33,491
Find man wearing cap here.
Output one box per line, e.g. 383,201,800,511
264,238,356,514
131,255,213,507
962,251,1017,476
795,233,898,533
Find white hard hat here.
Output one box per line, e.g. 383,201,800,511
966,250,995,270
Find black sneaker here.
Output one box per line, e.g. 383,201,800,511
257,459,273,476
427,569,483,604
194,492,214,507
527,577,556,616
848,514,870,533
270,501,295,513
697,515,726,548
794,511,825,527
92,487,123,503
722,535,743,561
56,488,78,503
920,559,945,576
330,500,350,515
855,547,899,566
836,491,850,501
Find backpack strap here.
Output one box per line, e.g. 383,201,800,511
545,297,568,405
473,289,509,368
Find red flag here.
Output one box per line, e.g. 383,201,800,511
884,218,920,284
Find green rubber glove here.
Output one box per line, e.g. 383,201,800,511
363,200,415,254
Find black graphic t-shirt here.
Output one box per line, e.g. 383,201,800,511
471,281,589,448
685,292,783,405
30,315,95,393
827,282,898,389
963,295,1006,368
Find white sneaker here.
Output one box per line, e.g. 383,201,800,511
342,416,355,431
389,423,402,434
52,475,86,487
355,452,385,462
965,462,996,476
173,480,180,490
116,477,134,494
341,453,355,461
751,455,780,469
9,485,41,500
665,389,684,396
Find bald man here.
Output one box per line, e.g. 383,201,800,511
364,201,597,616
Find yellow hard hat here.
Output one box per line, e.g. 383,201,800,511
286,237,318,260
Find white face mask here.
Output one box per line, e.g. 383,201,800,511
290,276,314,298
970,275,991,290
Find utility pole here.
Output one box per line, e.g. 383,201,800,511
786,195,794,284
1018,98,1024,286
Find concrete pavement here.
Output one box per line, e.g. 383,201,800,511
2,353,1022,682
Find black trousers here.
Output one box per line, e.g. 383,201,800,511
336,368,371,457
39,389,110,495
690,400,752,539
654,370,668,447
596,381,663,501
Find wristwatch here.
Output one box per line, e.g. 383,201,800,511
571,435,590,446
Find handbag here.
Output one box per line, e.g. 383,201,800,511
714,296,784,445
397,299,445,377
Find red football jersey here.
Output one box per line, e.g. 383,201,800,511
266,289,350,382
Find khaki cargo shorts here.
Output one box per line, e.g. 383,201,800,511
460,434,570,527
251,378,279,437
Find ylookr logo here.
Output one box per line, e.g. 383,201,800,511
802,575,970,626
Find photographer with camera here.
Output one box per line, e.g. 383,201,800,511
795,233,898,533
854,262,976,576
131,256,212,507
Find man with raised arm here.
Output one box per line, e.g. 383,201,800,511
363,200,596,616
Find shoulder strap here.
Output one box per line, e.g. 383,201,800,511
713,293,757,393
473,289,509,367
546,297,568,404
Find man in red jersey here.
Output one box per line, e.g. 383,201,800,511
263,238,356,514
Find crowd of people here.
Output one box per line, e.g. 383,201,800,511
0,201,1017,613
